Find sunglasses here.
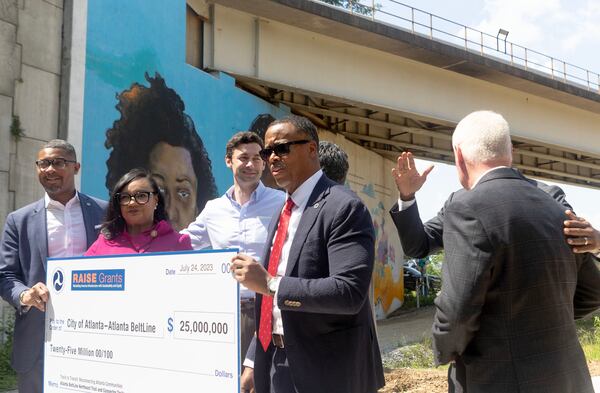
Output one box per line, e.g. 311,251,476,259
115,191,155,206
260,140,310,161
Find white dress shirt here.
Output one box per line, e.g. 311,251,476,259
271,169,323,335
45,193,87,258
182,182,285,298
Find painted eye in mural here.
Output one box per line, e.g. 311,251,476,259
177,189,191,199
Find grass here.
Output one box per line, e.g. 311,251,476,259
384,312,600,370
402,290,436,309
0,319,16,392
577,314,600,361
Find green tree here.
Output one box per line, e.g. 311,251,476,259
320,0,377,16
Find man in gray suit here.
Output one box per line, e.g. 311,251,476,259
418,111,600,392
0,139,107,393
231,115,384,393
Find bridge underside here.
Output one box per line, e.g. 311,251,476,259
237,76,600,189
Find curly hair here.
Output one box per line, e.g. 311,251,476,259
104,72,217,213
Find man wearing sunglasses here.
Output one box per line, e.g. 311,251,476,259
0,139,106,393
181,131,284,391
231,116,384,393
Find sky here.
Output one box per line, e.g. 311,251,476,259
373,0,600,227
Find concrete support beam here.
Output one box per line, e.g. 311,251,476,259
0,95,12,171
0,0,18,25
14,64,60,141
16,0,62,75
13,137,44,209
0,171,9,230
0,18,20,96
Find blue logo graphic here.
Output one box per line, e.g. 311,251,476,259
52,269,64,292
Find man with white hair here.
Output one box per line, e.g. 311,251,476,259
427,110,599,392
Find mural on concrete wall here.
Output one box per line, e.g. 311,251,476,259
80,0,288,232
80,0,404,319
321,132,405,320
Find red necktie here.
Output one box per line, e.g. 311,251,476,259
258,197,295,351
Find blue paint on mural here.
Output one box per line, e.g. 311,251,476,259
361,183,376,198
81,0,289,231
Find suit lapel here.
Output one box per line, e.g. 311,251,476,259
32,199,48,272
79,193,97,248
284,176,330,277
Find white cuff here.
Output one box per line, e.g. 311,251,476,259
243,358,254,368
397,197,416,211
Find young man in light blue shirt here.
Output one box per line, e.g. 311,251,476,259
181,131,284,374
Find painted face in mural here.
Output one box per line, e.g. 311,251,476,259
149,142,198,232
226,143,265,188
103,73,217,232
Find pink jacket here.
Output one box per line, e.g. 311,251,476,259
85,220,192,256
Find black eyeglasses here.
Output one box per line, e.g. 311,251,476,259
260,140,310,160
115,191,155,206
35,158,77,170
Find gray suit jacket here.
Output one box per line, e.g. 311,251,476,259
252,174,385,393
389,174,572,259
434,168,599,393
0,193,106,373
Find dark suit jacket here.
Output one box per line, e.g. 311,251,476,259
0,193,106,373
389,171,600,321
252,174,385,393
434,168,599,393
389,174,571,259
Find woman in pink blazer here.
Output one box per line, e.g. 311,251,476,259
85,168,191,255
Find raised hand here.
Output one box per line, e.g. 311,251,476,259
391,152,434,201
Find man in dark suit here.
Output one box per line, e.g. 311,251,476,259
231,115,384,393
389,151,599,259
412,111,600,392
0,139,106,393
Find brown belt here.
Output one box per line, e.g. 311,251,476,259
272,334,285,348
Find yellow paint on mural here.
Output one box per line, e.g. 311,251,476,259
373,262,404,314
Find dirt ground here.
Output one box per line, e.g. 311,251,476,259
380,361,600,392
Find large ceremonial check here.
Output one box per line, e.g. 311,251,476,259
44,250,240,393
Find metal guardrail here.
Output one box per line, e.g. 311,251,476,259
313,0,600,93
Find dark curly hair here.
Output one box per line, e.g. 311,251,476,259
101,168,168,239
104,72,217,213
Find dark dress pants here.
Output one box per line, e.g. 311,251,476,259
17,355,43,393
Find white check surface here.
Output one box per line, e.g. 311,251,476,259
44,250,239,393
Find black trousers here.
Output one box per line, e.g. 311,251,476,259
268,346,298,393
17,356,43,393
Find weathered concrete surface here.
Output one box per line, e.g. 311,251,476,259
0,94,13,171
0,0,18,25
0,19,20,96
14,64,60,141
13,137,44,209
17,0,62,75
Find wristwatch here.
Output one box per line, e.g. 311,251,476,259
267,276,280,296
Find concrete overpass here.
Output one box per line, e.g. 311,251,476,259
203,0,600,189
